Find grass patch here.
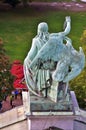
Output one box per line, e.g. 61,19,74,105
0,8,86,62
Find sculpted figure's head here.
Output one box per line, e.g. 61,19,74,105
38,22,48,33
37,22,49,41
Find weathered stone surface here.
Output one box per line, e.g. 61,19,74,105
73,118,86,130
30,95,73,113
27,115,75,130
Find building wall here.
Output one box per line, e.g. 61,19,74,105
1,120,28,130
0,106,28,130
73,119,86,130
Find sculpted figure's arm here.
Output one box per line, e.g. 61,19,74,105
63,16,71,36
50,16,71,38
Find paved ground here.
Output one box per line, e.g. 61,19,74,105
28,1,86,12
0,94,23,113
0,1,86,12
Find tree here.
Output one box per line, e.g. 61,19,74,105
0,38,14,100
4,0,20,8
22,0,28,7
22,0,32,7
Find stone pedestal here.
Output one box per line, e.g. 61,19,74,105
27,115,75,130
22,91,30,114
22,91,80,130
27,90,76,116
29,95,73,115
73,117,86,130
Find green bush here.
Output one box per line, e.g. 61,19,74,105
70,30,86,110
70,70,86,109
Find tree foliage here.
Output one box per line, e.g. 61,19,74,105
0,38,14,101
80,30,86,46
70,70,86,109
4,0,20,8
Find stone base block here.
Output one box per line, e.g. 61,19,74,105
30,95,73,115
73,117,86,130
27,115,75,130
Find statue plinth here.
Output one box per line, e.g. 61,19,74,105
22,90,80,116
22,91,81,130
28,82,73,115
30,95,73,115
23,88,74,116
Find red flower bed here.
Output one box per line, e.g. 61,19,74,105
10,60,27,89
13,79,27,89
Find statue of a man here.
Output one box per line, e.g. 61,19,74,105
24,22,50,97
23,16,72,98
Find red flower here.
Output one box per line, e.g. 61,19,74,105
10,60,27,89
13,79,27,89
10,61,24,78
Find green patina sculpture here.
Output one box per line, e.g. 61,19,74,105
23,16,85,102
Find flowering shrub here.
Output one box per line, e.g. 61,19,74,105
0,38,14,100
10,60,27,89
10,60,24,79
